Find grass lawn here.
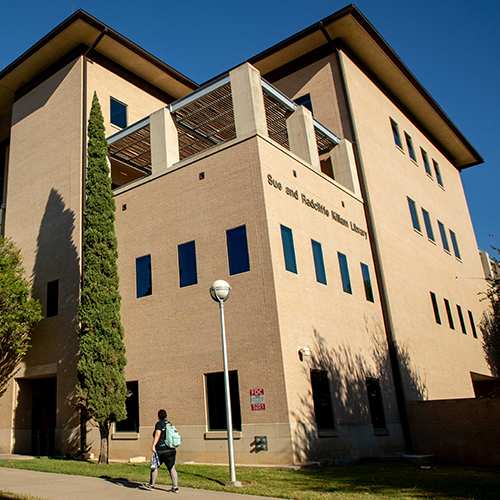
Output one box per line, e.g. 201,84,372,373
0,458,499,499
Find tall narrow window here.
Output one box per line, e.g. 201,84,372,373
115,381,139,432
421,209,435,242
281,225,297,274
433,159,444,187
407,197,421,232
46,280,59,317
449,230,461,259
468,310,478,338
294,94,313,114
444,298,455,329
366,378,386,429
405,133,416,162
136,255,152,298
456,305,467,335
310,370,335,430
390,119,403,149
178,240,197,287
205,371,241,431
421,148,432,176
338,252,352,294
110,97,127,128
438,221,450,252
430,292,441,324
361,263,374,302
226,225,250,275
311,240,327,285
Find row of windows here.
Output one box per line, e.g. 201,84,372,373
280,224,375,302
136,225,250,298
391,118,444,187
407,197,461,259
116,369,386,435
429,292,477,338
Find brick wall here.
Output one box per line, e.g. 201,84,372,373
407,398,500,466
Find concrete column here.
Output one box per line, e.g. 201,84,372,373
330,139,361,197
150,107,179,175
286,106,320,171
229,63,268,139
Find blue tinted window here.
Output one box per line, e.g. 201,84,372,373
361,263,374,302
438,221,450,252
111,97,127,128
433,159,443,187
468,310,477,338
136,255,152,297
405,133,416,162
178,240,197,287
421,208,435,241
407,197,421,232
390,119,402,149
444,298,455,330
421,148,432,176
430,292,441,324
457,305,467,334
226,225,250,275
338,252,352,294
281,225,297,274
294,94,313,114
311,240,327,285
449,230,461,259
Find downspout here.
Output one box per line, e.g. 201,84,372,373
319,25,413,452
80,27,108,455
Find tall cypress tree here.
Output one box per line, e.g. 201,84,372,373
77,92,127,464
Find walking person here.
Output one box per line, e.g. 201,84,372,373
143,409,179,493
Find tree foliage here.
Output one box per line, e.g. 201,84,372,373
0,237,42,395
480,244,500,377
77,93,127,464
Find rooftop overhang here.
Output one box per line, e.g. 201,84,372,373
247,5,483,170
0,9,198,142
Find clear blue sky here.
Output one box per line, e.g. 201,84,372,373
1,0,498,254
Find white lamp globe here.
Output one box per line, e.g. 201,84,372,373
210,280,231,302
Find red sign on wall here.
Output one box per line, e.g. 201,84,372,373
250,389,265,410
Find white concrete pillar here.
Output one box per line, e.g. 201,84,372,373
286,106,320,171
150,107,179,175
330,139,361,197
229,63,268,139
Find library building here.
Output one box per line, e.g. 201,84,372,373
0,5,497,465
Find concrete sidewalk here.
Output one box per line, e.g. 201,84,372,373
0,467,284,500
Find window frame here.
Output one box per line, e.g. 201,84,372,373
444,298,455,330
405,132,417,162
310,370,335,431
421,208,435,242
390,118,403,150
46,279,59,317
433,159,444,187
281,224,298,274
456,305,467,335
110,97,128,129
407,197,422,232
178,240,198,287
338,252,352,294
205,371,242,431
115,381,139,433
449,230,461,260
311,240,327,285
438,221,450,252
366,378,386,430
361,263,374,302
294,94,313,114
468,310,478,338
421,148,432,176
430,292,441,324
226,225,250,276
136,254,152,298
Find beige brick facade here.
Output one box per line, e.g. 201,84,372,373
0,6,493,465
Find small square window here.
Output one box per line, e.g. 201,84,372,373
405,133,417,162
47,280,59,317
390,119,403,149
444,298,455,330
110,97,127,128
136,255,152,298
430,292,441,324
433,159,444,187
421,148,432,176
407,197,421,232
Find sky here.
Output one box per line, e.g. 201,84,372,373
1,0,498,254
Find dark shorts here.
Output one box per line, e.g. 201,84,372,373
156,446,176,470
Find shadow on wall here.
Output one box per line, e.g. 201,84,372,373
13,188,81,456
292,320,427,462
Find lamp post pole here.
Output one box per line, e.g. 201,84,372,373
210,280,241,487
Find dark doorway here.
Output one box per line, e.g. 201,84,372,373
31,378,57,456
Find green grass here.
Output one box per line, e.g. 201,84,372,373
0,458,499,499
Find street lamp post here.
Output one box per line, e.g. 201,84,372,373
209,280,241,487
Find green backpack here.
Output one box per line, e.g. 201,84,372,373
164,422,181,448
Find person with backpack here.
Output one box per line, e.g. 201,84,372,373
142,409,181,493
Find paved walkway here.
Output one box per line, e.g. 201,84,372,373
0,467,284,500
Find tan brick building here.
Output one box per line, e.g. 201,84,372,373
0,6,494,465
